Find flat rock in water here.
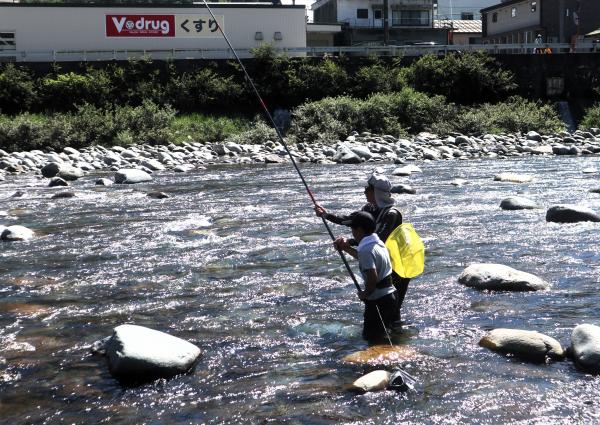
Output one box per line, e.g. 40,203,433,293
1,225,35,241
451,178,468,186
105,324,202,381
493,173,533,183
350,370,391,393
95,178,113,186
391,184,416,195
343,345,419,366
114,169,152,184
571,324,600,373
52,191,76,199
582,167,598,174
591,188,600,194
48,177,69,187
392,165,422,176
546,205,600,223
479,328,565,361
147,191,169,199
500,196,539,210
458,263,549,291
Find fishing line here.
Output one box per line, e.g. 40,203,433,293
199,1,399,351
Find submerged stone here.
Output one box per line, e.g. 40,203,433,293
493,173,534,183
350,370,391,393
500,196,539,210
546,205,600,223
343,345,419,366
391,184,416,195
458,263,549,291
479,328,565,361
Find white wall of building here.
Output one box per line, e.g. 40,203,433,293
485,0,540,36
336,0,433,27
0,4,306,55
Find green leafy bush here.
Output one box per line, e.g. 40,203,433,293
114,100,175,145
580,104,600,130
454,96,564,135
0,64,37,114
404,52,517,104
289,88,452,143
40,69,112,110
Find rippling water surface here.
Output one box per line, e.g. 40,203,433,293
1,156,599,424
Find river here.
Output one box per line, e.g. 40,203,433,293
1,156,599,424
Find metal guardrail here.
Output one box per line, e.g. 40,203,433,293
0,43,599,62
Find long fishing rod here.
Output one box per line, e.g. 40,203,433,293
198,2,362,292
199,4,418,370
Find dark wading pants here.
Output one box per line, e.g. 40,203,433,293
363,291,400,342
392,272,410,314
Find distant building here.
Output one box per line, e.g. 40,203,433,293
434,0,498,20
0,2,307,61
434,19,481,44
312,0,447,45
481,0,600,45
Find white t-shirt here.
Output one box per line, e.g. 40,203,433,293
357,234,394,301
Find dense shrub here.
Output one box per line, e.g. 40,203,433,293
404,52,517,104
454,96,564,135
0,100,177,151
289,88,453,143
225,117,278,145
0,64,37,114
40,69,112,110
579,104,600,130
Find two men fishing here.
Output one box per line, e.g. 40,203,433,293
315,169,416,342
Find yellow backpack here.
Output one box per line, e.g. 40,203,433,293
385,223,425,279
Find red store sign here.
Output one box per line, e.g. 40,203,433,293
106,15,175,37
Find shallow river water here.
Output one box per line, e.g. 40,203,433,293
1,156,599,424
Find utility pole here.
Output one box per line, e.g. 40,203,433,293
383,0,389,45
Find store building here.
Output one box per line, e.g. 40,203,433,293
0,2,307,61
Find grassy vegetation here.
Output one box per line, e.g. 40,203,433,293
579,104,600,130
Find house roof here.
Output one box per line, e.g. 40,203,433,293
481,0,528,14
434,19,482,34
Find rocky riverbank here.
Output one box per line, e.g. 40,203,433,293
1,129,600,180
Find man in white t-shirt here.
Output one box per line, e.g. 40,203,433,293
334,211,400,341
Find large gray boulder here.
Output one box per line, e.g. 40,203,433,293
391,184,416,195
114,169,152,184
41,162,61,178
140,159,166,172
57,165,84,181
458,263,549,291
571,324,600,373
350,370,391,393
1,225,35,241
104,324,202,380
350,145,374,160
333,145,362,164
546,205,600,223
479,328,565,361
500,196,539,210
48,177,69,188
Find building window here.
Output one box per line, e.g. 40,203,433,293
373,9,382,20
461,12,474,20
0,32,15,51
511,7,516,18
357,9,368,19
492,12,498,23
531,1,537,12
392,10,429,27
